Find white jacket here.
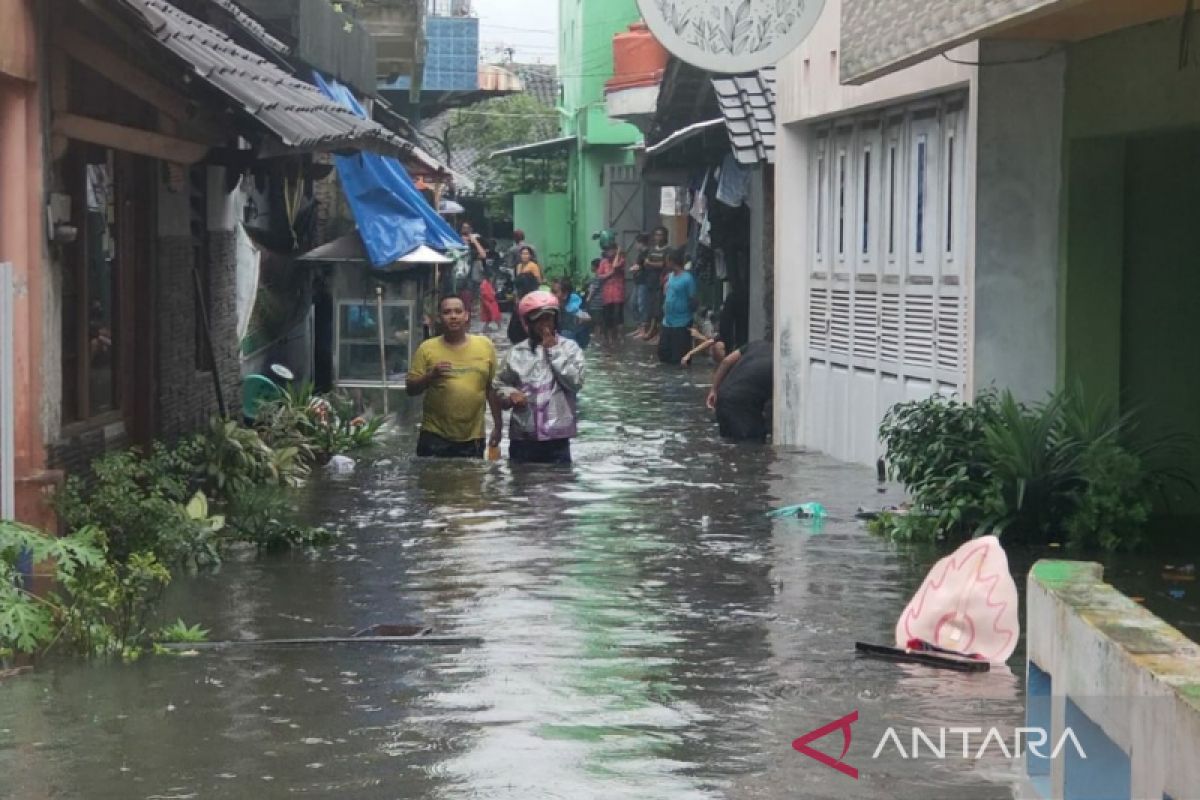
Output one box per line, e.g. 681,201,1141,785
493,337,584,441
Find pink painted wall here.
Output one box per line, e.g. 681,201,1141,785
0,0,54,530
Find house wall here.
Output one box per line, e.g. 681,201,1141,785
1059,19,1200,514
155,167,242,441
513,191,571,277
971,40,1065,402
48,166,242,475
0,0,55,529
559,0,641,273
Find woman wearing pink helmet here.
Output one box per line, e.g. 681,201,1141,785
492,290,585,464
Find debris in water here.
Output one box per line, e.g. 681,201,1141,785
767,502,826,519
1163,564,1196,582
326,455,355,473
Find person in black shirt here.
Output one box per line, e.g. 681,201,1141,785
705,340,773,441
636,226,670,342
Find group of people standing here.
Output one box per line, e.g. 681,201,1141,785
583,227,700,366
406,221,772,465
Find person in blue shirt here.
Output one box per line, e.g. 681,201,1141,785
553,278,592,350
658,247,697,365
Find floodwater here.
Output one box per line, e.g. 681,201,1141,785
0,346,1032,800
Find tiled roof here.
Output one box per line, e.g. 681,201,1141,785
711,67,776,165
512,63,559,108
117,0,414,157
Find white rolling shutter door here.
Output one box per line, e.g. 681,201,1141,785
804,95,968,465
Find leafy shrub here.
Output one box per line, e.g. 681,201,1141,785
222,485,332,551
55,449,216,566
879,391,999,541
875,386,1188,551
193,417,308,497
0,521,169,658
978,392,1084,543
154,619,209,643
256,382,385,464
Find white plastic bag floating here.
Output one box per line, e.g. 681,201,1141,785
326,455,355,473
894,535,1019,664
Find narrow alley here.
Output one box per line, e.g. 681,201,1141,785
0,352,1025,799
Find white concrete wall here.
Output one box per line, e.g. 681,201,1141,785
775,0,977,127
748,168,767,342
972,41,1065,402
1026,561,1200,800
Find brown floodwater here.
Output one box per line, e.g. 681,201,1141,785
5,343,1136,800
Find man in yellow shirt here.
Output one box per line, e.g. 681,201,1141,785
406,296,502,458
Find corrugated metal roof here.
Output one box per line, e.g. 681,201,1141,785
205,0,289,55
118,0,413,157
711,67,776,165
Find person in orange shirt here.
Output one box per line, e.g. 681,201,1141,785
516,246,543,284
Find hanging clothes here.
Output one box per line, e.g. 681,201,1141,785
690,168,711,224
716,153,751,208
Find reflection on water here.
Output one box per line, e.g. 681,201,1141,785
0,350,1025,799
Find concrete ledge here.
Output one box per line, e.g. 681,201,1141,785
1027,560,1200,800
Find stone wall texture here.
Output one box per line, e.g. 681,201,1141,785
841,0,1055,82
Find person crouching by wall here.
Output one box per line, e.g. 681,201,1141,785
658,247,698,365
705,339,773,442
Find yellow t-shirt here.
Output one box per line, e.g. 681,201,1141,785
408,335,497,442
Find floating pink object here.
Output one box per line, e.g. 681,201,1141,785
895,535,1019,664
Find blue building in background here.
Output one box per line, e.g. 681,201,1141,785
381,14,479,94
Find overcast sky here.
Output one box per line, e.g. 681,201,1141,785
472,0,558,65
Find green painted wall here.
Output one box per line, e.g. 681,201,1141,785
1061,138,1124,401
1061,19,1200,514
558,0,642,146
558,0,641,272
1120,133,1200,495
513,192,571,277
1065,18,1200,140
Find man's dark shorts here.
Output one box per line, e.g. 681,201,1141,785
657,325,692,364
417,430,485,458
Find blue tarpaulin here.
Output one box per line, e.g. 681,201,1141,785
314,74,462,268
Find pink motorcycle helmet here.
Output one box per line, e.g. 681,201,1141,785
518,290,560,332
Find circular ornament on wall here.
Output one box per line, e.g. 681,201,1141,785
637,0,825,73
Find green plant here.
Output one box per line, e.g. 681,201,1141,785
0,521,106,655
978,392,1084,542
55,449,214,566
256,382,385,462
875,384,1191,551
223,485,332,551
0,521,171,658
195,417,308,496
154,618,209,643
878,391,999,541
